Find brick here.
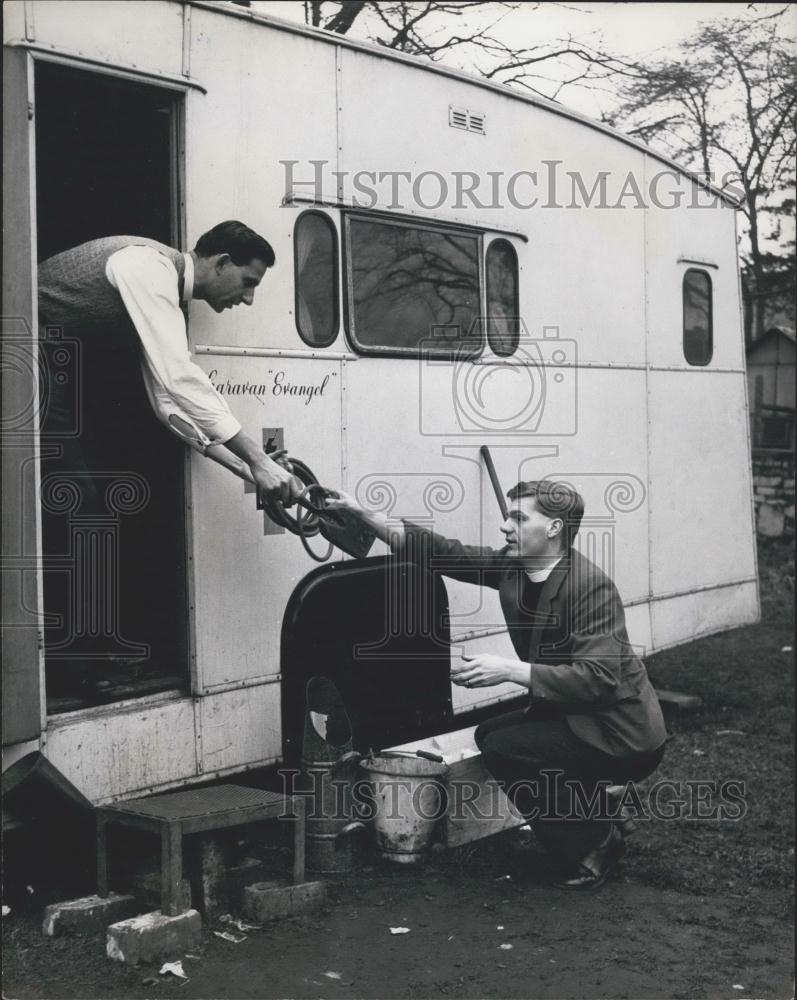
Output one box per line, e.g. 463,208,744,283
243,880,326,923
106,909,201,966
42,894,139,937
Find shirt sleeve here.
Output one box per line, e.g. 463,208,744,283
106,245,241,445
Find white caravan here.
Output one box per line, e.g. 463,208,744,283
2,0,758,803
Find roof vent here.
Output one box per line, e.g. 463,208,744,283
449,105,486,135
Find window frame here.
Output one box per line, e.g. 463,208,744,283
342,211,485,360
682,267,713,367
485,237,520,358
293,209,340,349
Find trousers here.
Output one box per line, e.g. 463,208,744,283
475,709,665,864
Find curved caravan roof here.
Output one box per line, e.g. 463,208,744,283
189,0,739,208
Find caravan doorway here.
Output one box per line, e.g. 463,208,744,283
35,62,189,713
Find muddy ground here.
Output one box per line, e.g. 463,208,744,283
3,539,794,1000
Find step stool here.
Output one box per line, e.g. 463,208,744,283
97,785,305,916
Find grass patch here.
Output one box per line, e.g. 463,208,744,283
611,537,794,901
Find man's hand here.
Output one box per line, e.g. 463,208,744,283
451,653,529,689
267,448,294,474
222,430,300,504
322,489,361,514
322,489,401,548
250,455,301,505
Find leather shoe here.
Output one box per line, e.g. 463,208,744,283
555,824,626,890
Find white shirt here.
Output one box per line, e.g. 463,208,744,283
526,555,564,583
105,245,241,450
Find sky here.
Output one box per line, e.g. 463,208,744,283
248,1,795,255
250,2,786,118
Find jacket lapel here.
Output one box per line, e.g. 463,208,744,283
526,555,570,662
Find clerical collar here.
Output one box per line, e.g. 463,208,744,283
526,555,564,583
182,253,194,303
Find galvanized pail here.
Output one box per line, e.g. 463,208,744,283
360,754,447,864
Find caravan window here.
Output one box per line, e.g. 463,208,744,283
344,215,481,357
295,212,339,347
683,268,713,365
486,239,519,357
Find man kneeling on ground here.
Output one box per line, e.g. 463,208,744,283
326,479,667,889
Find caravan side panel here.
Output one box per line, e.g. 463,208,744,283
189,355,344,698
45,698,197,803
186,9,341,352
645,171,758,645
25,1,183,76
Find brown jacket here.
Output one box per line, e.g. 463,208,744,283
401,523,667,757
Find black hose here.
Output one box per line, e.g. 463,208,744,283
295,483,335,563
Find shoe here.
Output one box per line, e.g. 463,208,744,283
555,824,626,890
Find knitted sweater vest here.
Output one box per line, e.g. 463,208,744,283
38,236,185,330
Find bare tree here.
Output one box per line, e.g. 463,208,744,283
300,1,639,101
606,9,796,343
297,3,794,341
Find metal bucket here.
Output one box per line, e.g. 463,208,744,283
360,754,447,864
300,678,365,872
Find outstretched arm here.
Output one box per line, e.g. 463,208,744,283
324,490,405,548
325,490,506,588
108,246,298,503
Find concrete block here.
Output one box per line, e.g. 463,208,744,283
42,893,139,937
106,909,202,966
244,880,326,923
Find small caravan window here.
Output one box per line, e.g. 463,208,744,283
683,268,713,365
344,215,481,358
486,238,519,356
295,211,339,348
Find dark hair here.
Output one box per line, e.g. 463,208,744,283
194,220,275,268
507,480,585,548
